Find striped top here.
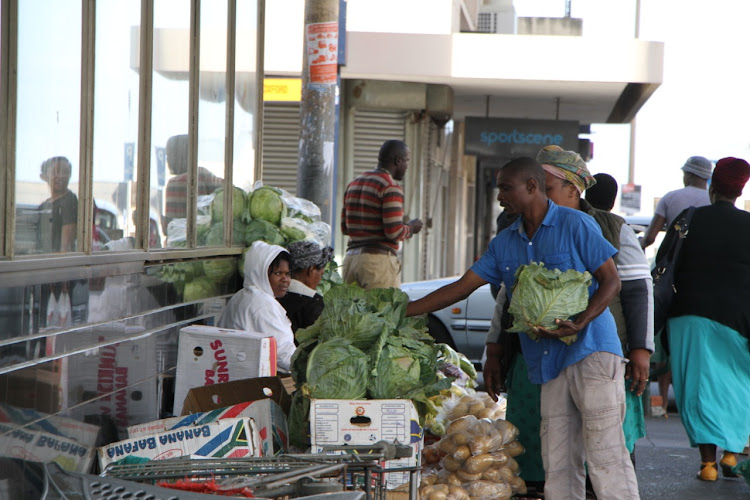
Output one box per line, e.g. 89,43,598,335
341,170,412,252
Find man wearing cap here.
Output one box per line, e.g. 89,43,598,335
640,156,713,249
278,241,334,332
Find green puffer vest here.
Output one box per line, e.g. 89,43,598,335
579,199,629,350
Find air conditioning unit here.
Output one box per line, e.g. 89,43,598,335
477,0,517,34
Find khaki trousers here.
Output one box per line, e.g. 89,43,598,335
342,252,401,289
540,352,640,500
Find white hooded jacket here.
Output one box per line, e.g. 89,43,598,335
218,241,295,371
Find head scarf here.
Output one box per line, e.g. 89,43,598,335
287,240,333,271
537,145,595,194
711,157,750,198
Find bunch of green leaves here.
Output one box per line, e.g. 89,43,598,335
507,261,591,345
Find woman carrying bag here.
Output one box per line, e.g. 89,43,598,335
657,157,750,482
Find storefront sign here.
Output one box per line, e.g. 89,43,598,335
263,78,302,102
465,117,579,158
306,22,338,84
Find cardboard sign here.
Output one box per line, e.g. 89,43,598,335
99,417,258,470
172,326,277,412
309,399,423,489
0,422,95,473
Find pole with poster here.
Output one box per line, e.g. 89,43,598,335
298,0,340,236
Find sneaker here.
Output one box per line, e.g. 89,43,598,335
697,461,718,481
720,452,740,478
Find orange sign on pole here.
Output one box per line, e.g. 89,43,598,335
306,22,338,85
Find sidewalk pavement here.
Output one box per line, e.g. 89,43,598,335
634,412,750,499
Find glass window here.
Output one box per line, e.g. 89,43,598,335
153,0,191,248
234,1,259,192
93,1,143,251
14,0,82,255
197,0,229,247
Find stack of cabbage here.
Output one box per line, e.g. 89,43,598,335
159,182,341,299
288,283,453,449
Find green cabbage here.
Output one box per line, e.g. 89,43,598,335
211,187,247,223
206,221,247,246
250,186,287,225
280,217,314,243
304,338,369,399
203,258,236,283
245,219,286,246
183,277,217,302
507,261,592,345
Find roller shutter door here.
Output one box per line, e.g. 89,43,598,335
261,102,300,194
352,110,407,176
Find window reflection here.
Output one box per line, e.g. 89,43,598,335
93,1,142,251
14,0,81,255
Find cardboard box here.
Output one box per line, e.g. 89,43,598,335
0,422,95,474
98,417,258,470
172,326,277,412
128,399,288,456
178,377,291,456
0,403,100,448
63,327,159,433
309,399,423,489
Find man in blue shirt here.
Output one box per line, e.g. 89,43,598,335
406,157,640,500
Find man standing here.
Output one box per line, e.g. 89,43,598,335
340,139,422,289
406,157,640,500
640,155,712,249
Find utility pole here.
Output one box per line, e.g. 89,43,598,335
298,0,339,230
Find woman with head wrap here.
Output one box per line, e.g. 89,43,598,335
278,241,334,332
218,241,295,372
656,157,750,481
485,145,654,495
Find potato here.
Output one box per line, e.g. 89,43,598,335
505,456,520,473
441,455,462,472
463,453,496,474
456,469,482,482
445,473,462,486
476,408,495,419
510,475,527,494
438,437,457,455
448,486,470,500
452,445,471,462
446,416,476,436
502,440,524,458
433,484,450,494
450,403,469,419
423,444,444,464
451,433,469,446
468,401,486,416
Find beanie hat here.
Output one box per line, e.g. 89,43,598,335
537,145,595,194
680,156,713,180
711,157,750,198
288,241,333,272
585,173,618,211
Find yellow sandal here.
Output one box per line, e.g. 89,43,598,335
720,452,740,478
697,461,718,481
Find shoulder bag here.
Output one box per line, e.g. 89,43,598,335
652,206,696,336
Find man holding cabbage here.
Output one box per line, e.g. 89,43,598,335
406,157,640,500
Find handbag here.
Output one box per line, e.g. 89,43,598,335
651,206,696,336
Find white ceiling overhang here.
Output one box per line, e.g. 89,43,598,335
340,31,664,124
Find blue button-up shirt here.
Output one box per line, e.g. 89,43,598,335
471,200,622,384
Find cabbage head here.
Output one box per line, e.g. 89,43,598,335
203,258,236,283
368,335,439,399
304,338,369,399
250,186,287,225
206,221,247,246
507,261,591,345
211,186,247,223
245,219,286,247
183,277,218,302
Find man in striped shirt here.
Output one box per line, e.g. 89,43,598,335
340,139,423,289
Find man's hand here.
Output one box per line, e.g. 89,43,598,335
533,318,581,341
483,343,506,402
409,218,424,235
625,348,651,396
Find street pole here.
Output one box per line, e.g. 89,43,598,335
298,0,339,230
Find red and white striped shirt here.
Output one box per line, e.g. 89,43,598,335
341,170,412,252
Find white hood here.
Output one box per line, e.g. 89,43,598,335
243,240,286,297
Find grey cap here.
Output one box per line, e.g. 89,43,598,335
681,156,713,180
